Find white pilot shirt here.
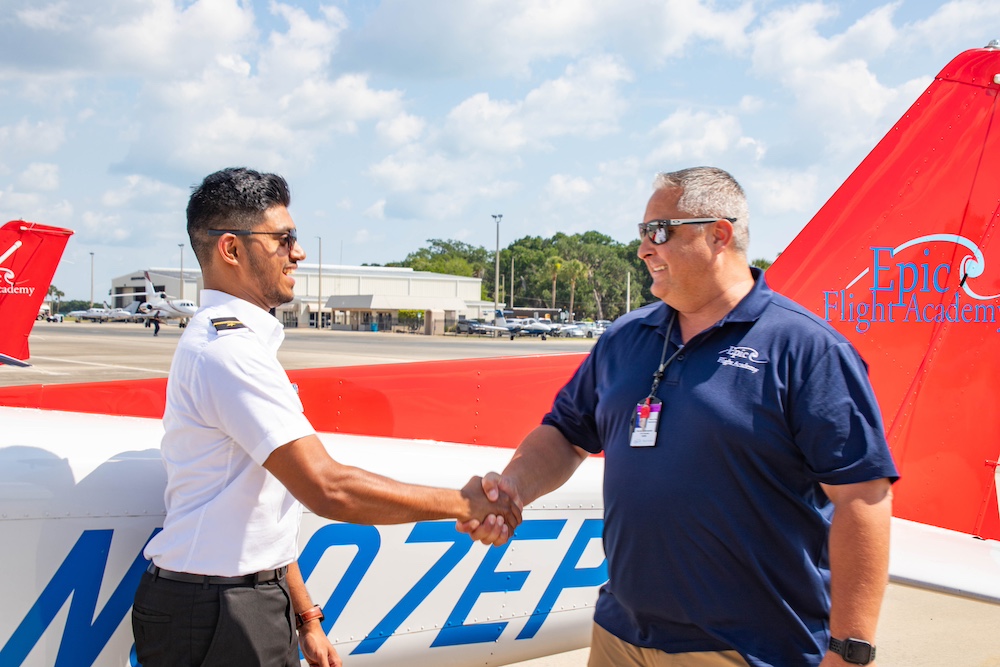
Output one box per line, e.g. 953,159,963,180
144,290,314,576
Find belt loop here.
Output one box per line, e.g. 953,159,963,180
152,564,160,581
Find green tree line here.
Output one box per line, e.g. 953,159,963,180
387,235,774,321
385,234,646,320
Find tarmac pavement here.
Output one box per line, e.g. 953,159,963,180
0,319,597,387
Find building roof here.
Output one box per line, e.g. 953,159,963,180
323,294,470,311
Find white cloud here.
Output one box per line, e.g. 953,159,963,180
546,174,593,201
0,120,66,155
0,189,73,226
368,57,632,219
81,210,129,243
276,73,404,131
443,56,632,155
377,113,426,146
350,0,754,77
108,6,401,177
646,110,756,164
652,0,755,59
520,56,632,139
369,89,648,236
364,200,386,220
16,163,60,191
748,3,930,157
445,94,525,153
746,169,820,216
739,95,764,113
17,2,74,31
259,3,348,81
897,0,1000,54
368,145,521,219
100,175,186,210
94,0,257,78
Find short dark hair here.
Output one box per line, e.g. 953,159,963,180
187,167,291,267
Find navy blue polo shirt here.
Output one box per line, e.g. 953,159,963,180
542,269,897,667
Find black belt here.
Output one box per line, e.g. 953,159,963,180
147,563,287,585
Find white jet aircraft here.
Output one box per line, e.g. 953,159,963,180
121,271,198,323
65,306,112,322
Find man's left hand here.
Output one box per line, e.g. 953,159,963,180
299,621,342,667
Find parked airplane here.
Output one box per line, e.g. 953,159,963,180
487,311,553,340
116,271,198,324
0,220,73,366
106,307,135,322
2,42,1000,667
66,306,112,322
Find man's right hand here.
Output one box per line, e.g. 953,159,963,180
457,472,523,546
459,474,522,544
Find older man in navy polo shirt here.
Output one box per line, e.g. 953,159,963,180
461,167,897,667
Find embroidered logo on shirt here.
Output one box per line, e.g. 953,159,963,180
211,317,247,332
717,346,766,373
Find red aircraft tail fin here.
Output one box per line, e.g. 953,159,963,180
766,44,1000,540
0,220,74,366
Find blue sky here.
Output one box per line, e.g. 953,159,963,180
1,0,997,300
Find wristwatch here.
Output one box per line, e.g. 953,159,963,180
295,604,325,629
828,637,876,664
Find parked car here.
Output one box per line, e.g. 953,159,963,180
551,323,586,337
456,319,484,334
577,321,605,338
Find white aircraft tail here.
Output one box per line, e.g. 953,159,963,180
142,271,165,307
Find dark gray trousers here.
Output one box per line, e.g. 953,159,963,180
131,570,298,666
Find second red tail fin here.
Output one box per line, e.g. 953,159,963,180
765,44,1000,540
0,220,74,366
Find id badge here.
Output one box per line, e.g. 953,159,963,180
629,398,662,447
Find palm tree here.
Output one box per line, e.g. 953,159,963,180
47,284,65,314
545,255,563,309
563,259,587,322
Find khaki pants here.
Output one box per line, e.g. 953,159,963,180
588,623,750,667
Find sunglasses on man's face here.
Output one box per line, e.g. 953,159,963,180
207,228,298,252
637,218,736,245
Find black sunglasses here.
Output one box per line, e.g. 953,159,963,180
638,218,736,245
208,228,298,251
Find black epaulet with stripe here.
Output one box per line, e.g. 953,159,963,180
211,317,247,331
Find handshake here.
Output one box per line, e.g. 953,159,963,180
457,473,522,547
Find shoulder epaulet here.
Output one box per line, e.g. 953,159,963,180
211,317,247,332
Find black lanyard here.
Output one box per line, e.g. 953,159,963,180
647,311,682,401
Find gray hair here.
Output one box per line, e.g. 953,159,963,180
652,167,750,254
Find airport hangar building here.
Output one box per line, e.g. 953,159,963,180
111,264,494,333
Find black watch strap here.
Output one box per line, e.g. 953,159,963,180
829,637,876,665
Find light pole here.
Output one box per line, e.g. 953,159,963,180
178,243,184,300
510,252,514,310
316,236,322,329
89,252,94,308
492,214,502,321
